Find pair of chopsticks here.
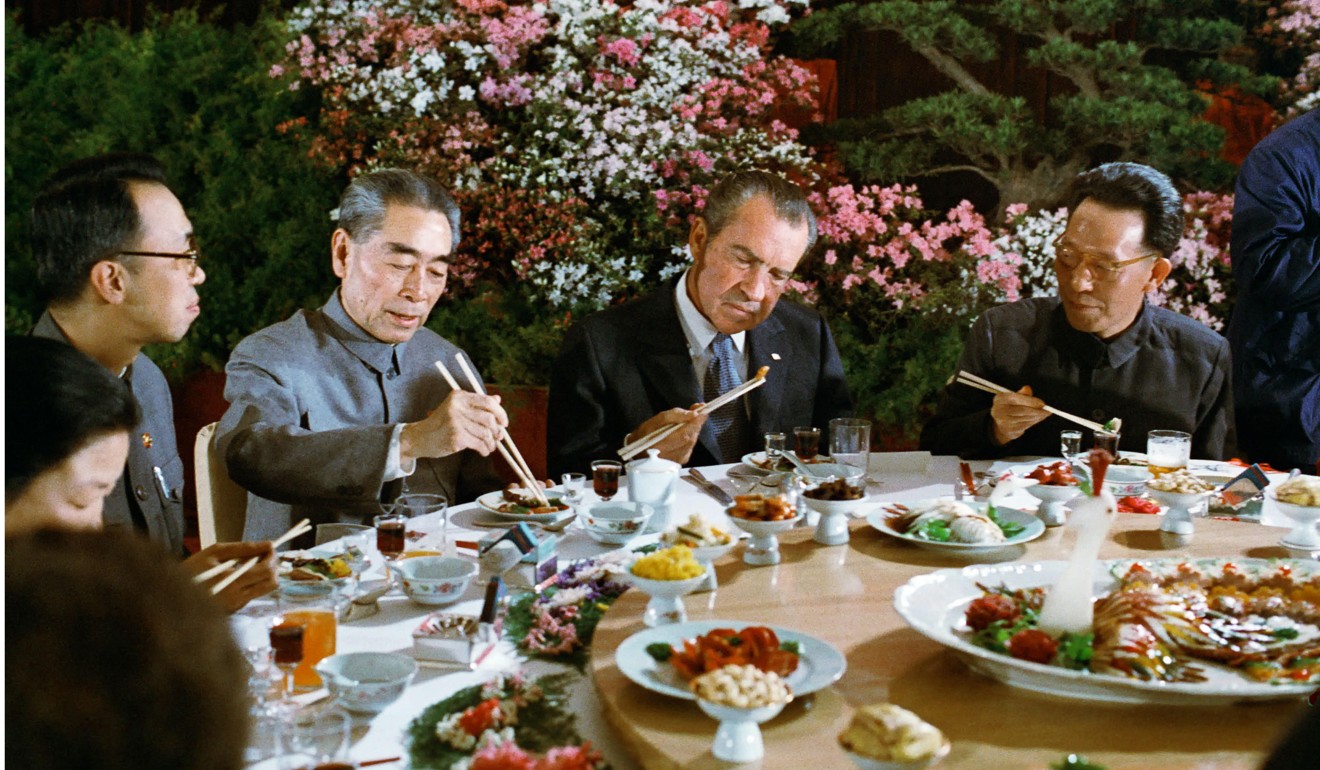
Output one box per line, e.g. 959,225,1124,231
953,370,1114,434
618,366,771,461
434,356,549,507
192,518,312,594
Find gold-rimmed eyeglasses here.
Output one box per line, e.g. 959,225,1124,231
118,235,203,277
1052,235,1157,282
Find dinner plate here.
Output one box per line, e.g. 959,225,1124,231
1111,452,1238,476
476,490,571,522
739,451,833,473
894,558,1320,705
615,620,846,700
866,501,1045,553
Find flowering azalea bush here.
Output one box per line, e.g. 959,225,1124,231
1258,0,1320,116
504,554,631,668
408,672,602,770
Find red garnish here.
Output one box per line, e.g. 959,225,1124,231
1026,461,1078,486
1008,629,1060,664
964,594,1021,631
1118,496,1160,514
458,698,502,737
1088,447,1113,492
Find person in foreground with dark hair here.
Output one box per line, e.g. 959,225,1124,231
5,336,140,532
215,168,505,541
6,528,248,770
25,154,276,611
921,162,1236,460
548,169,852,476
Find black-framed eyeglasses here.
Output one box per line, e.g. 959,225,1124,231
1052,235,1156,282
118,235,203,277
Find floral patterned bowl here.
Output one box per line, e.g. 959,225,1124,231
315,651,417,714
579,502,654,545
393,556,478,606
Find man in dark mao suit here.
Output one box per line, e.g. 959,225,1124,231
548,171,852,477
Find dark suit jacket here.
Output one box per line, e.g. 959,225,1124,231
548,278,852,477
32,312,186,555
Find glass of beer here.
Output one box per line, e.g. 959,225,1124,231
591,459,622,501
793,426,821,461
276,585,338,691
1147,430,1192,477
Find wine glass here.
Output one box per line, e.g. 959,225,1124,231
286,705,352,767
591,460,622,501
374,509,410,591
268,619,305,702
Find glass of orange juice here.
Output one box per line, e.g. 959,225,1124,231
277,583,339,691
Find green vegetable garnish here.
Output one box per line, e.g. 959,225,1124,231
1272,627,1300,640
645,642,673,662
780,640,801,654
1057,632,1094,670
914,519,952,542
987,506,1025,538
1052,755,1108,770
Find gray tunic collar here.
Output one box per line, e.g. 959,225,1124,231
321,290,404,375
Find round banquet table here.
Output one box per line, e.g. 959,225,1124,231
589,506,1312,770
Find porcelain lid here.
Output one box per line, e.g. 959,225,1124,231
627,448,680,473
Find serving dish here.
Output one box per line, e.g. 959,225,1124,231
867,502,1044,554
894,558,1320,704
615,620,846,701
476,490,571,522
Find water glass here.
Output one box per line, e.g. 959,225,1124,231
592,459,622,501
793,426,821,461
561,472,586,505
390,493,447,554
1060,430,1082,462
829,417,872,476
1147,430,1192,477
764,432,787,468
285,706,352,766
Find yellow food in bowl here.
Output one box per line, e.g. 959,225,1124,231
631,545,703,580
839,703,946,763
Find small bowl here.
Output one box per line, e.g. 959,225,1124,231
1268,489,1320,549
315,651,418,714
844,741,952,770
696,698,789,763
726,512,803,538
1103,465,1152,498
277,573,357,601
624,567,707,626
392,556,478,606
1025,483,1082,527
802,491,871,517
795,463,865,485
578,502,654,545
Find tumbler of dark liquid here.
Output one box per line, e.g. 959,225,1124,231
793,426,821,461
591,459,622,501
374,516,407,560
1092,429,1120,460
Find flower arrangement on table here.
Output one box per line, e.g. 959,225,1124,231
503,555,632,669
407,672,605,770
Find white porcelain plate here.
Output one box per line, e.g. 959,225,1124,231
615,620,846,701
476,490,571,522
866,501,1045,554
894,558,1319,704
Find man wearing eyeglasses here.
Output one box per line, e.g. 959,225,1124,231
547,170,852,476
922,162,1236,460
27,154,277,612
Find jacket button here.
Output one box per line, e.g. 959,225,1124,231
385,370,398,381
134,485,148,501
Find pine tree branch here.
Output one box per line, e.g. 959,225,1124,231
915,163,996,183
913,44,989,96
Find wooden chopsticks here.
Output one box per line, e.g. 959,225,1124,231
434,357,550,507
197,518,312,595
618,365,771,461
953,370,1113,434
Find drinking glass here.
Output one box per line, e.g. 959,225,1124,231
268,619,304,699
374,509,410,591
390,492,448,555
764,432,787,470
829,418,872,476
1060,430,1082,462
1147,430,1192,477
1092,429,1120,459
277,585,338,691
592,460,622,501
561,472,586,505
286,706,352,767
793,426,821,461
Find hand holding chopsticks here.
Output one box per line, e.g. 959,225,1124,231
618,365,771,461
194,518,310,596
953,370,1113,434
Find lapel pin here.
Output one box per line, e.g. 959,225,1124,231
141,432,153,448
771,353,782,361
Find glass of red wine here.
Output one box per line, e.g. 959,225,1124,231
268,619,305,702
591,460,622,502
374,509,410,592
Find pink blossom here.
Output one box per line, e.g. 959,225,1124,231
470,742,536,770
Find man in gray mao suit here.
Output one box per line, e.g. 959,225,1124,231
216,170,507,541
28,153,276,612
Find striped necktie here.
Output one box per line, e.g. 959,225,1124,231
703,333,750,463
